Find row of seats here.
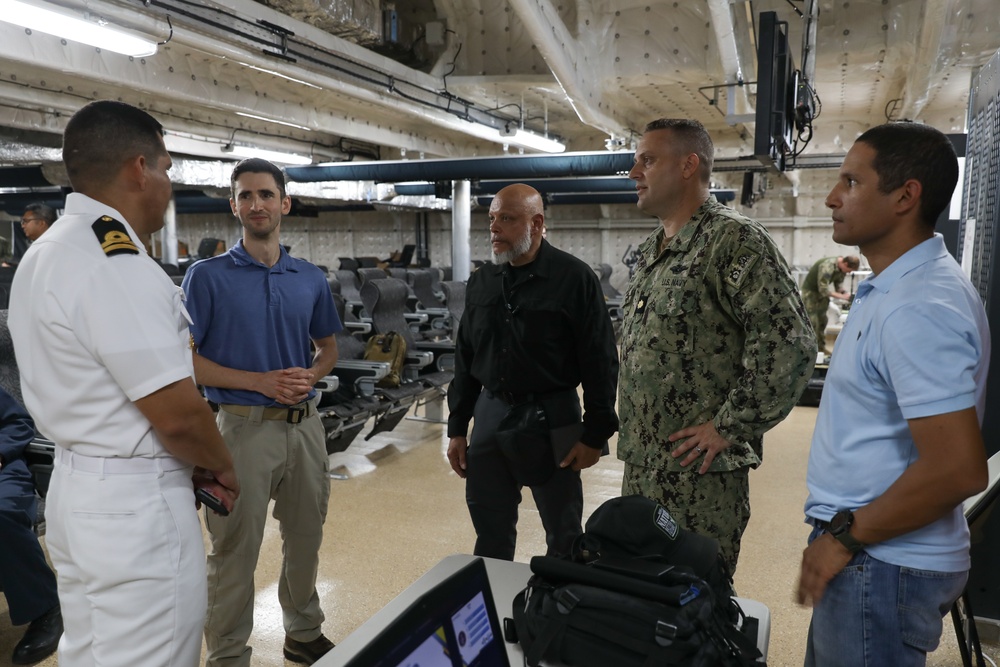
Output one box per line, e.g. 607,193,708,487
317,272,465,455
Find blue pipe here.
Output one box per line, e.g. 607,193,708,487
286,151,634,183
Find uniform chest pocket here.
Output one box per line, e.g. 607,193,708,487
467,291,502,309
642,290,696,355
515,298,565,343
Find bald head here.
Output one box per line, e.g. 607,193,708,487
488,184,545,266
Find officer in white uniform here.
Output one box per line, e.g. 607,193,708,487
8,100,240,667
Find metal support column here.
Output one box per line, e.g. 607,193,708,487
452,180,471,282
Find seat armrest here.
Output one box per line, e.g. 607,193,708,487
416,307,450,318
344,321,372,335
436,352,456,372
315,376,340,393
335,360,390,379
405,350,434,369
403,313,429,324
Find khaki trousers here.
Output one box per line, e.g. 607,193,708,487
204,402,330,667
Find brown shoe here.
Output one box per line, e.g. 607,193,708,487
283,634,335,665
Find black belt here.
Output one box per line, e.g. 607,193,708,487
219,403,314,424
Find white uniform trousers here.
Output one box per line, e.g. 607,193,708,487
45,450,205,667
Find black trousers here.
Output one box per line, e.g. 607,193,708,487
0,462,59,625
465,391,584,561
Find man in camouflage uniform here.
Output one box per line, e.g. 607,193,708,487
801,255,860,355
618,118,816,574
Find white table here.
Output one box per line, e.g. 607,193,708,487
322,554,770,665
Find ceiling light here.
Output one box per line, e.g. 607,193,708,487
222,144,313,166
496,124,566,153
5,0,158,58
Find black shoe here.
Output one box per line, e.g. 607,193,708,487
283,634,335,665
12,605,62,665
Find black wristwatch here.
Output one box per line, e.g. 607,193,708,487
828,510,867,554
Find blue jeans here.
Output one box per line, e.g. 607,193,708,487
804,528,967,667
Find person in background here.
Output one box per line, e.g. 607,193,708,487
2,204,56,268
618,118,815,575
8,99,238,666
183,157,341,667
801,254,861,356
447,183,619,561
20,204,55,243
0,387,61,665
797,122,990,666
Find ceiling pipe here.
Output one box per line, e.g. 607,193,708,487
286,151,634,183
394,177,637,197
81,0,548,153
801,0,820,89
706,0,754,122
505,0,629,140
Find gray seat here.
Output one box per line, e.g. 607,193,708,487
441,281,466,342
322,294,424,447
597,263,622,301
357,267,389,290
360,279,454,390
409,269,447,310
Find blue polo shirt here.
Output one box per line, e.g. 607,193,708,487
804,234,990,572
182,240,342,406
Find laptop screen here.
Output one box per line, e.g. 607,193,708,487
344,557,511,667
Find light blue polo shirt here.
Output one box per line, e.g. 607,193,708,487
182,240,342,406
804,234,990,572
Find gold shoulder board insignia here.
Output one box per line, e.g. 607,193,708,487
91,215,139,257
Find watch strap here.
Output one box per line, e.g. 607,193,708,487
832,528,866,554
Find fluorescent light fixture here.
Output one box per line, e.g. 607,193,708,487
222,144,313,166
496,124,565,153
5,0,158,57
235,112,313,132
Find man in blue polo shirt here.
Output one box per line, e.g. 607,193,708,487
796,123,990,666
182,158,341,666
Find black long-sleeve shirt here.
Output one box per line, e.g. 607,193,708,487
447,240,619,448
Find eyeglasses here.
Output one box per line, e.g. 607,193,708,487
20,217,42,225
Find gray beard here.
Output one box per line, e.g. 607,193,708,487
491,226,533,265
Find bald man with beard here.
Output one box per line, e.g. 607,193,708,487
446,184,620,560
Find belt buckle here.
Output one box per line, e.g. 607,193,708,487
287,407,305,424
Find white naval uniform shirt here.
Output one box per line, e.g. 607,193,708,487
9,192,195,458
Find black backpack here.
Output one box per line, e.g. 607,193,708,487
506,495,763,667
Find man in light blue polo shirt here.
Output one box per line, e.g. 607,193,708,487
796,122,990,666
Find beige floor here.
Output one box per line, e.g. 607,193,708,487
3,404,997,666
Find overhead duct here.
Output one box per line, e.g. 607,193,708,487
394,177,637,197
287,151,846,185
505,0,628,140
475,190,736,208
286,151,634,183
